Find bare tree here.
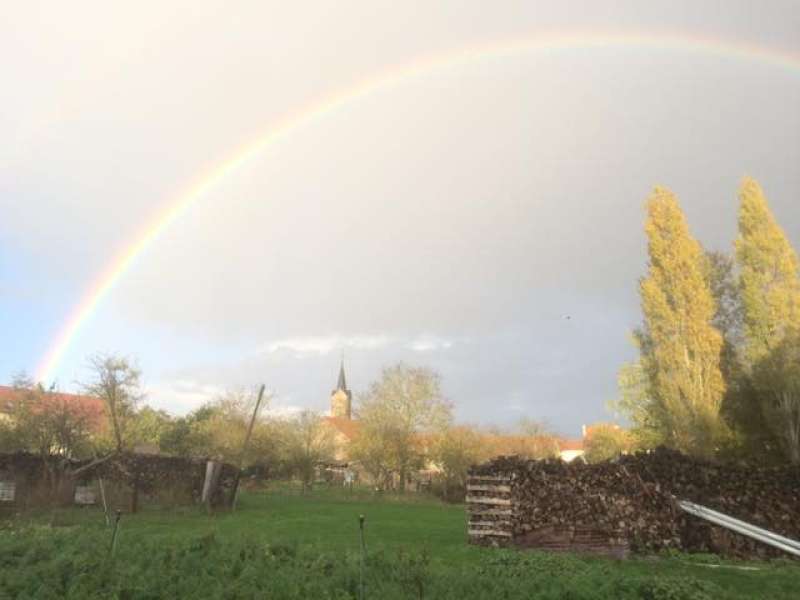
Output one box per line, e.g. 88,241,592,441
82,354,143,453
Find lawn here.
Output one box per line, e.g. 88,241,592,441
1,485,798,599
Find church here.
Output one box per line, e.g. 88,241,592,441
322,361,359,463
319,359,591,487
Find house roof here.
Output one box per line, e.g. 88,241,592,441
557,438,584,452
583,423,622,439
0,385,105,427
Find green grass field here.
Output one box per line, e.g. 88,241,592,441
1,485,799,599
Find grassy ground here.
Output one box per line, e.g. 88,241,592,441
1,484,799,599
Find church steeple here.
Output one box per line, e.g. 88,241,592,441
330,358,352,419
336,359,347,392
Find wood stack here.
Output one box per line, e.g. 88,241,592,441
467,447,800,558
466,473,515,546
85,453,239,509
0,451,238,510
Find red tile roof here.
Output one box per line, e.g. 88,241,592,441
558,439,584,452
583,422,622,439
0,385,105,430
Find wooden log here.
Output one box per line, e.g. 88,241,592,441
466,496,511,506
468,529,513,537
466,484,512,493
468,448,800,558
468,508,514,516
469,520,513,527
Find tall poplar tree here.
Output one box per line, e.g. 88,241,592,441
735,177,800,462
638,187,727,457
735,177,800,361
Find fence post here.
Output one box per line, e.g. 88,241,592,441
359,514,366,600
97,476,110,527
201,460,215,503
202,460,222,515
109,510,123,558
230,384,266,511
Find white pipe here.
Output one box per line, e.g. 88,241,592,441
678,500,800,552
678,500,800,558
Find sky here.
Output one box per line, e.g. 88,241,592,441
2,1,799,436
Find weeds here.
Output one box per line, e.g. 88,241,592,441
0,525,795,599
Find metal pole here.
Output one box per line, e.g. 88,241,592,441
109,510,122,558
359,514,366,600
231,384,266,511
678,499,800,558
678,500,800,552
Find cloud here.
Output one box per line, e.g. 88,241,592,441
259,333,459,356
260,334,393,356
263,399,307,419
146,378,308,419
406,335,455,352
145,379,226,414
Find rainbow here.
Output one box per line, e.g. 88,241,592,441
35,30,800,383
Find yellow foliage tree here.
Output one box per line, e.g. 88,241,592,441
351,364,451,492
431,425,484,500
608,360,664,450
735,177,800,462
638,187,727,458
736,177,800,360
583,424,630,463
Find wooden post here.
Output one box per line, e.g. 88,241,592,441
98,477,110,527
201,460,215,504
358,514,366,600
202,460,222,514
230,384,266,511
109,510,122,558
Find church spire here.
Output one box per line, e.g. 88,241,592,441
336,356,347,391
330,356,352,419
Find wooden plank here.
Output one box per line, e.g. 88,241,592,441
74,485,96,505
468,508,514,517
0,481,15,502
201,460,216,503
467,475,511,482
466,496,511,506
468,529,513,537
466,484,511,493
469,520,513,527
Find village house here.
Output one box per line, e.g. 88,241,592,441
0,385,105,432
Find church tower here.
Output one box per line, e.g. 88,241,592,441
330,359,352,419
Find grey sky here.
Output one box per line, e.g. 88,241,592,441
2,1,799,435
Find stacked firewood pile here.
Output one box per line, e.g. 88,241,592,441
467,448,800,558
0,451,51,475
81,453,239,510
0,451,238,510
